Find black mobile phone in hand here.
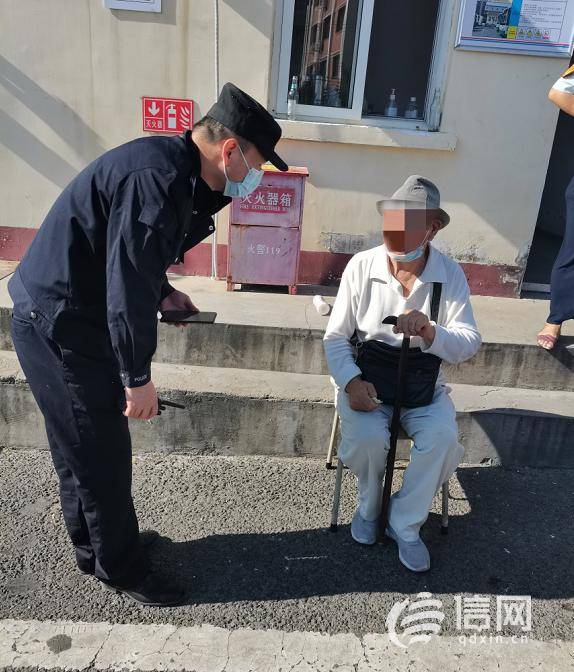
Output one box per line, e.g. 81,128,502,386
119,396,185,416
159,310,217,324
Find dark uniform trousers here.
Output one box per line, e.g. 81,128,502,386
7,131,226,586
549,176,574,324
11,311,148,587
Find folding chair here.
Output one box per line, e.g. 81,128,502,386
325,408,450,535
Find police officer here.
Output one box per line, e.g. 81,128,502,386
8,83,288,606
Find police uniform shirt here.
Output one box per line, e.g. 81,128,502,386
8,131,231,389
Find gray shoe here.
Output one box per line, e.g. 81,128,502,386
351,509,378,545
385,524,431,572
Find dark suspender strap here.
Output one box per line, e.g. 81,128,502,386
430,282,442,323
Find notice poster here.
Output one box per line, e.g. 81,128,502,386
456,0,574,56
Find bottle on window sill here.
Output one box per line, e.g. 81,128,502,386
384,88,398,117
287,75,299,120
326,86,341,107
405,96,418,119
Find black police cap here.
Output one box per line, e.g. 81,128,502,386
206,82,288,171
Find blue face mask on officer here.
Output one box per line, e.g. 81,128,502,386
223,143,264,198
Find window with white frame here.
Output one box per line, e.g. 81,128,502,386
274,0,451,129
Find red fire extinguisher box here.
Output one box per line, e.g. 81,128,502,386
226,165,309,295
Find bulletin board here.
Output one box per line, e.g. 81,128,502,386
456,0,574,56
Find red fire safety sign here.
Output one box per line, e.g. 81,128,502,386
142,96,194,133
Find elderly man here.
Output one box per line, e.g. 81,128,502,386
323,176,482,572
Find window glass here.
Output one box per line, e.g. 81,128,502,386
287,0,361,109
282,0,443,122
332,53,340,78
363,0,440,119
336,6,345,32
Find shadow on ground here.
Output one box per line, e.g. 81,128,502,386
1,451,572,638
152,465,573,607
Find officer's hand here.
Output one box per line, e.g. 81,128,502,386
160,290,199,328
124,381,158,420
394,310,436,345
345,376,379,412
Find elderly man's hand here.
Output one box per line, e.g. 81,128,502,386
345,376,380,412
394,310,436,345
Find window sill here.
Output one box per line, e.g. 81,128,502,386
276,119,457,152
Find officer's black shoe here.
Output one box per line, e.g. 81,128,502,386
77,531,160,577
101,571,185,607
139,529,161,548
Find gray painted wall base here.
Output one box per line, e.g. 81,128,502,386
2,309,574,392
2,380,573,468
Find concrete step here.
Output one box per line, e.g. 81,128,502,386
1,350,573,468
152,322,574,393
2,308,574,393
2,275,574,393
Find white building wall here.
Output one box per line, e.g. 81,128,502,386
0,0,570,293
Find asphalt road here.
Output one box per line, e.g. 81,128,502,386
1,448,573,641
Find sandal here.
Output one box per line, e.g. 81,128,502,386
537,327,561,350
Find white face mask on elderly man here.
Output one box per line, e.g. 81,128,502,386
386,230,432,262
383,209,433,262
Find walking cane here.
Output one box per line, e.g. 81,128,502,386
378,316,410,543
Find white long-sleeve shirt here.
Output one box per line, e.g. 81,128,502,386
323,243,482,391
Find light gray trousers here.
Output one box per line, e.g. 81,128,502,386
335,383,463,541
